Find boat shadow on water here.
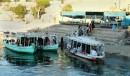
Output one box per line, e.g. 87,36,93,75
65,52,105,75
2,48,58,66
58,47,105,76
62,47,130,76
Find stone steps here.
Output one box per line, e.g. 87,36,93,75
92,28,125,44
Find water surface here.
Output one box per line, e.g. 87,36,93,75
0,48,130,76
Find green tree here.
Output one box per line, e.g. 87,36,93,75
35,6,41,19
36,0,50,7
62,4,73,12
10,4,26,18
14,0,20,2
32,7,37,18
36,0,50,19
1,0,10,2
61,0,64,4
61,4,73,15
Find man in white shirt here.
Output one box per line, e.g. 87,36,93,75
90,49,97,56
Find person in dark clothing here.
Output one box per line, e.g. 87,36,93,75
78,27,83,36
91,20,95,29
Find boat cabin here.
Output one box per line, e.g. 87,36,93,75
4,32,58,47
67,36,104,56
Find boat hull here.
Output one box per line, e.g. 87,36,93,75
3,41,36,54
65,50,104,61
43,44,58,52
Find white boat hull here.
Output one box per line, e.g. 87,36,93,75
66,50,105,61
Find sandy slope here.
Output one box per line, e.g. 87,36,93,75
0,20,58,32
65,0,130,11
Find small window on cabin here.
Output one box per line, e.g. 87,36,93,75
91,46,97,51
44,37,50,45
74,41,77,48
71,40,73,48
77,42,81,48
86,45,90,54
52,36,56,44
99,46,103,52
82,44,85,51
38,38,43,45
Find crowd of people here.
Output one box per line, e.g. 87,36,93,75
73,20,95,36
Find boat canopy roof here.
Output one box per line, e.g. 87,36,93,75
104,11,126,17
16,32,57,38
62,11,86,16
69,36,104,46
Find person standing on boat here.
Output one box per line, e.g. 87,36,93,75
78,24,82,30
78,27,83,36
91,20,95,30
52,36,56,44
90,47,97,56
77,46,82,53
73,31,78,36
88,23,92,36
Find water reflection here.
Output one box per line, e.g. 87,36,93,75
65,53,104,76
3,48,58,66
1,48,130,76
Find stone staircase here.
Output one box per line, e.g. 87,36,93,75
92,28,125,45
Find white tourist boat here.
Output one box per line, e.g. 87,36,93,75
65,36,105,61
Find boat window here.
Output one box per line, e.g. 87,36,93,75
81,44,86,54
9,40,11,42
38,38,43,45
82,44,85,50
16,39,20,46
6,40,9,43
99,46,103,52
21,37,24,46
52,36,56,44
86,45,90,54
44,37,50,46
25,38,29,46
34,37,37,44
11,39,15,42
74,41,77,48
77,42,81,47
91,46,97,51
30,37,33,43
71,40,73,48
96,46,100,52
96,45,104,56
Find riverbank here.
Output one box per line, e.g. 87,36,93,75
29,24,130,57
0,21,129,57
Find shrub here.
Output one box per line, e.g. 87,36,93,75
36,0,50,7
10,4,26,18
62,4,73,12
60,4,73,15
31,7,37,18
39,7,45,15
